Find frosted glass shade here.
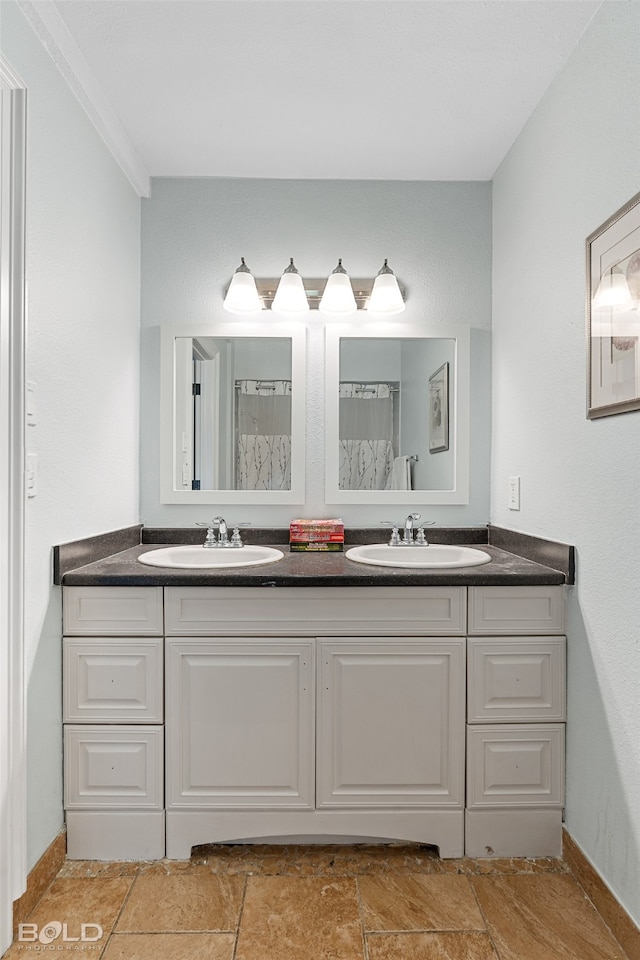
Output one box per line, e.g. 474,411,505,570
319,271,357,314
593,272,633,313
223,270,262,314
366,272,405,315
272,271,310,313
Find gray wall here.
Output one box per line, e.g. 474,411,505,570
140,178,491,525
2,1,141,871
492,2,640,925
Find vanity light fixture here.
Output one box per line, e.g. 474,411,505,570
366,259,406,315
271,258,310,313
319,259,357,314
222,259,406,314
222,258,263,314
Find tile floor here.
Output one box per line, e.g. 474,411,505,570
4,844,632,960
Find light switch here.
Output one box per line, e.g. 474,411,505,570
27,381,37,425
26,453,37,498
507,476,520,511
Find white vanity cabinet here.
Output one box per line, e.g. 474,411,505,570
465,586,566,857
163,587,467,858
62,587,165,860
61,581,565,861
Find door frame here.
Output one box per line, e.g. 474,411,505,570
0,54,27,955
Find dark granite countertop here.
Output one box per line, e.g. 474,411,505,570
59,541,567,587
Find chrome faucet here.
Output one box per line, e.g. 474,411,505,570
381,515,435,546
197,517,246,548
403,513,421,544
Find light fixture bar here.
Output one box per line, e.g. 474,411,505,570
250,277,405,310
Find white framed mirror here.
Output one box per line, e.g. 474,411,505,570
160,323,306,503
325,323,470,504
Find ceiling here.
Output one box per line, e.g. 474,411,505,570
51,0,601,182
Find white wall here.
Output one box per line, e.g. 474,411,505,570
1,2,141,870
140,178,492,526
492,3,640,925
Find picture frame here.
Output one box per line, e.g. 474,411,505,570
428,361,449,453
587,191,640,419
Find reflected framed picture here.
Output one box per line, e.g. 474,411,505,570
428,361,449,453
587,191,640,419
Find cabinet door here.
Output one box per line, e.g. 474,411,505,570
317,638,465,808
166,638,314,809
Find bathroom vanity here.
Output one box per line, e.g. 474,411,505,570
58,529,570,862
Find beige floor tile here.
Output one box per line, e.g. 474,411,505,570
57,860,142,879
115,874,244,933
101,932,235,959
13,877,132,948
472,874,630,960
367,931,499,959
359,874,486,932
235,875,365,960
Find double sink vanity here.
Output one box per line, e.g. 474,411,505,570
55,522,573,864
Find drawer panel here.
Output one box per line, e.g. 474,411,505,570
63,638,163,722
468,586,564,635
466,724,564,808
64,725,163,809
63,587,163,636
467,637,566,722
164,586,466,636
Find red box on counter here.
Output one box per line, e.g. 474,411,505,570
289,519,344,550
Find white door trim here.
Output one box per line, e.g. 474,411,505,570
0,54,27,956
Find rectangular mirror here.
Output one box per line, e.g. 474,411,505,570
160,324,306,503
325,324,470,504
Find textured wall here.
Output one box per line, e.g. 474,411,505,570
492,3,640,925
2,2,141,870
140,178,492,525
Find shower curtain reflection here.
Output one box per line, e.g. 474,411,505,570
339,382,397,490
235,379,292,490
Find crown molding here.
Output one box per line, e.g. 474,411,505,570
17,0,150,197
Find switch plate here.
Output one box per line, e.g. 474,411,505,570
26,381,37,425
26,453,37,498
507,476,520,511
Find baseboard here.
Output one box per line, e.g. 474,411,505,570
12,828,66,936
563,827,640,960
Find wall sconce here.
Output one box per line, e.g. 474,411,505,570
223,258,405,315
319,259,358,314
222,258,263,314
271,258,310,313
366,259,406,315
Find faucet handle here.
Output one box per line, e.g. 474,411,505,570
380,522,402,546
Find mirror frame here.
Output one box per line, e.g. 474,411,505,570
160,323,306,504
324,322,470,504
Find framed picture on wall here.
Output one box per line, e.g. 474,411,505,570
587,191,640,419
428,362,449,452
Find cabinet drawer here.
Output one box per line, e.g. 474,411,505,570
467,637,566,722
63,587,163,636
63,638,163,722
164,586,466,636
64,725,163,809
466,724,564,808
468,586,564,635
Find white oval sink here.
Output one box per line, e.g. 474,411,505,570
345,543,491,569
138,545,285,569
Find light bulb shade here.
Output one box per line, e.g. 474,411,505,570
223,264,263,314
593,271,634,313
272,270,310,313
319,271,357,314
366,272,405,315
